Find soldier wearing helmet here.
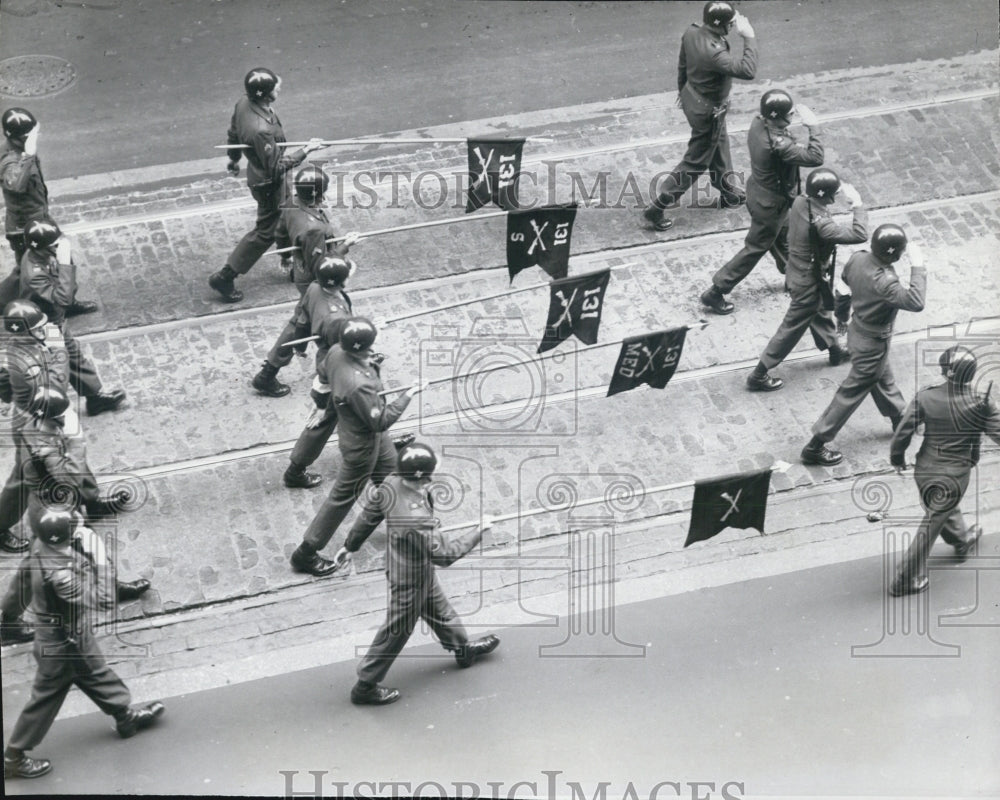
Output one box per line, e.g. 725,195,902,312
276,257,358,488
3,497,164,781
289,318,429,576
887,347,1000,596
251,166,363,397
643,1,757,232
802,223,927,466
745,167,868,391
17,221,125,416
700,89,825,316
208,68,329,303
331,442,500,706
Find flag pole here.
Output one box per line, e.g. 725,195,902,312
216,136,554,150
269,210,509,255
375,317,709,394
382,261,639,326
438,461,792,533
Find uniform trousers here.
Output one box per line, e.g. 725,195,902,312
288,405,340,469
0,556,32,620
759,281,838,369
263,280,310,370
712,180,789,291
0,233,27,307
226,184,283,276
896,466,974,583
301,433,397,552
811,324,906,442
0,440,100,532
62,329,103,397
7,631,131,751
653,84,739,208
356,573,469,685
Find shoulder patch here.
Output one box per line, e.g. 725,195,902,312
23,364,43,379
370,407,380,419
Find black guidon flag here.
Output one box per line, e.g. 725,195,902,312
537,269,610,354
466,137,525,213
506,203,577,281
606,328,688,397
685,468,772,548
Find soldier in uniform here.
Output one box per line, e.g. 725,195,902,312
280,257,355,487
2,501,164,780
888,347,1000,596
208,68,326,303
642,1,757,232
332,442,500,706
1,108,97,315
18,220,125,416
801,225,926,466
289,318,427,576
746,168,866,390
700,89,824,315
251,167,360,397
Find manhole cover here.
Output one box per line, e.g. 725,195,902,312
0,55,77,98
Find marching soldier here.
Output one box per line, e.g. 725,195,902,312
289,318,427,576
208,68,326,303
251,167,360,397
888,346,1000,596
3,500,164,780
1,108,96,314
334,442,500,706
18,220,125,415
801,225,926,466
281,258,355,487
700,89,824,315
642,1,757,232
746,168,866,390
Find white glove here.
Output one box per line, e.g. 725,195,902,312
23,126,39,156
480,514,494,531
334,547,352,568
733,12,755,37
55,236,73,264
795,103,819,128
304,403,325,429
303,137,326,154
407,380,432,397
839,183,863,209
341,231,364,248
907,240,924,267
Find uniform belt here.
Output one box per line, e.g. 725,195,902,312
682,83,729,115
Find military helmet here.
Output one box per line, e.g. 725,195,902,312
3,299,47,335
805,168,841,201
2,107,37,139
870,224,907,263
760,90,794,122
28,499,77,546
29,386,70,420
939,346,977,385
398,442,438,480
244,67,279,100
294,165,329,202
316,256,352,288
339,317,377,353
703,1,736,29
24,218,61,251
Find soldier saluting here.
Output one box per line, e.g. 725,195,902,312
642,1,757,232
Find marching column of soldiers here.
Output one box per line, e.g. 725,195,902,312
1,0,998,781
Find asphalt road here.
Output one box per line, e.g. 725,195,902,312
0,0,996,178
5,548,997,797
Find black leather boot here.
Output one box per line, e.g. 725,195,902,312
208,266,243,303
642,205,673,231
455,634,501,668
350,681,400,706
86,389,126,416
0,528,30,553
828,345,852,366
283,463,322,489
0,617,35,645
746,364,783,392
700,285,734,315
290,544,343,577
252,362,290,398
117,579,151,602
115,701,165,738
801,439,843,466
4,752,52,779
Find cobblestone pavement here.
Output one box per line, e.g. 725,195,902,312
2,50,999,711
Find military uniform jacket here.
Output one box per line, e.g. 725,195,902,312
29,532,115,653
747,116,824,201
0,138,48,235
325,346,412,451
842,250,926,339
891,383,1000,471
677,24,757,103
343,474,480,585
19,248,77,325
0,338,70,425
226,97,307,189
785,198,868,292
275,200,348,283
18,416,91,494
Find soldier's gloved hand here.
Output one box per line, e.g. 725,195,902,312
733,11,755,37
24,125,39,156
303,137,327,154
906,240,924,267
480,514,494,531
340,231,364,249
334,547,351,568
407,380,432,397
795,103,819,128
839,183,863,209
226,159,240,177
55,236,72,264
